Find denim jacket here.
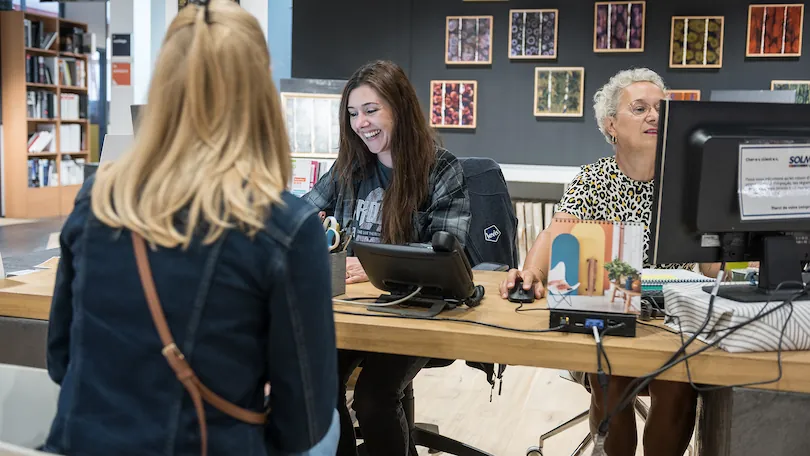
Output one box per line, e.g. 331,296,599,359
43,176,338,456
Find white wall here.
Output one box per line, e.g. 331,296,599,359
108,0,134,135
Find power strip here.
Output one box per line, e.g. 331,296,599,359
549,309,637,337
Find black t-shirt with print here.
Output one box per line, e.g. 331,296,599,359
352,160,393,244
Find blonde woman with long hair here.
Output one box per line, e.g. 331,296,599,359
42,1,338,455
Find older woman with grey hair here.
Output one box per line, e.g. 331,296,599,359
499,68,709,455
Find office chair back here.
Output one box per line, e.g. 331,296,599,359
458,157,519,269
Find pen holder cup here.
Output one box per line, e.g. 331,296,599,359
330,250,347,297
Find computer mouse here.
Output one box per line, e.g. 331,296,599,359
508,279,535,304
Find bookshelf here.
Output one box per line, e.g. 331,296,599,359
1,11,90,218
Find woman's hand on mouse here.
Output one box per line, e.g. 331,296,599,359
499,267,546,299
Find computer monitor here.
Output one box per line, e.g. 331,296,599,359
650,100,810,302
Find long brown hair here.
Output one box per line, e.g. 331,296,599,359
91,0,290,249
335,60,437,245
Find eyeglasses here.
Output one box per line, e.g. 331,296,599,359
184,0,211,24
625,100,661,117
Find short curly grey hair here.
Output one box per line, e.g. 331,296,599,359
593,68,666,144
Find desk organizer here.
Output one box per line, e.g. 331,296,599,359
330,250,347,297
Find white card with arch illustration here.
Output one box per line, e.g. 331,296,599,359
546,219,644,315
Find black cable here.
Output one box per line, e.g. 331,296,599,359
333,309,568,334
672,288,802,392
598,278,806,435
514,302,547,313
597,270,722,435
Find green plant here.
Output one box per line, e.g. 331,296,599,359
604,258,638,282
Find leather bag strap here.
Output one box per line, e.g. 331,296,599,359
131,233,267,456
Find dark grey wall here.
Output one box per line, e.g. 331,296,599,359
292,0,808,167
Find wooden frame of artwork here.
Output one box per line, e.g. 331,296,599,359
746,4,804,57
666,90,701,101
508,9,559,59
429,80,478,129
670,16,725,68
593,1,646,53
533,67,585,118
445,16,493,65
280,92,341,158
770,80,810,104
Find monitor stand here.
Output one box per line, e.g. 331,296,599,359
367,293,454,318
702,235,810,303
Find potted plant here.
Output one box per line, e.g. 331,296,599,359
604,258,624,285
605,259,638,290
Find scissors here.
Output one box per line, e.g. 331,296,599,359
323,216,341,251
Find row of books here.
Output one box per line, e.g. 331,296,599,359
25,55,87,88
28,158,58,188
289,158,334,197
23,19,57,51
58,124,85,153
60,58,86,87
61,25,93,55
25,55,57,85
515,200,559,268
61,156,86,186
26,157,85,188
25,91,87,121
27,90,56,119
27,127,55,154
60,93,87,120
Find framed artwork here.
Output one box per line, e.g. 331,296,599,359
746,4,804,57
771,80,810,104
509,9,558,59
280,92,341,157
594,2,646,52
446,16,493,65
533,67,585,117
666,90,701,101
430,80,478,129
670,16,725,68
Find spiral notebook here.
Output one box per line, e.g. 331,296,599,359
546,219,644,315
641,268,714,291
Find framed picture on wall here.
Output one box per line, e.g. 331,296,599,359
533,67,584,117
593,1,646,52
746,4,804,57
280,92,341,157
430,80,478,129
509,9,558,59
771,80,810,104
666,89,701,101
670,16,725,68
446,16,493,65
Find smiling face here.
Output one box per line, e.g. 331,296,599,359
347,84,394,161
605,81,664,156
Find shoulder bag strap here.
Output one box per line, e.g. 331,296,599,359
131,233,267,456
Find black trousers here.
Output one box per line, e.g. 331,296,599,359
337,349,429,456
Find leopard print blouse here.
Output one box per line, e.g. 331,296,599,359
556,156,694,270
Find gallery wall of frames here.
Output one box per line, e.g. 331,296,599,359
291,0,807,167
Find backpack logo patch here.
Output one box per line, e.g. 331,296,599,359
484,225,501,243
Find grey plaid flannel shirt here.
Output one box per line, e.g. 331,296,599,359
301,148,471,249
